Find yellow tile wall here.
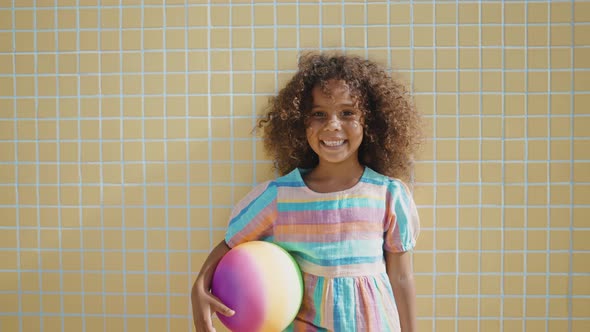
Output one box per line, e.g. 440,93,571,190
1,1,589,331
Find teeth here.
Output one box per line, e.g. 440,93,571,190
322,140,344,147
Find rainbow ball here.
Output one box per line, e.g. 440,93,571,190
211,241,303,332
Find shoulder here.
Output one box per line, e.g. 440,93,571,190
272,168,307,188
242,168,302,198
363,167,408,189
363,167,412,196
234,179,278,210
387,177,412,194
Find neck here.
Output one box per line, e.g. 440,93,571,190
302,160,365,193
312,159,364,179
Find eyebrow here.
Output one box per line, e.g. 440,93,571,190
311,102,356,109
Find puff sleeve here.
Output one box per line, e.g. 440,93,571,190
383,178,420,253
224,181,278,248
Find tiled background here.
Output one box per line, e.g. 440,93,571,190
1,0,589,331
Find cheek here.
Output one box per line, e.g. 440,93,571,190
306,123,319,136
349,121,363,137
305,126,316,142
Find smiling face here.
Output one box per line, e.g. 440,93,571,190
305,80,364,168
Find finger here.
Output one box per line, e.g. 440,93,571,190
207,295,235,317
205,292,235,316
212,302,235,317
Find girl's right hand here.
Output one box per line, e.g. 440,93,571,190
191,281,235,332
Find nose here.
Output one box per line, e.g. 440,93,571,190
324,115,341,131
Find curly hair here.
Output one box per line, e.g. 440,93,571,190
257,52,423,183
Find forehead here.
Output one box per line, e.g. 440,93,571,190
311,80,353,103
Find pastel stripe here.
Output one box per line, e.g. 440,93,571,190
279,193,385,203
283,240,382,260
358,280,374,331
275,207,386,225
225,183,277,247
372,276,389,331
274,221,384,242
278,196,385,212
378,273,399,331
230,180,273,215
275,220,382,235
323,280,334,330
296,259,386,278
313,276,324,326
333,278,356,331
225,207,276,246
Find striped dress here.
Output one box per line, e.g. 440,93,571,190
224,167,420,331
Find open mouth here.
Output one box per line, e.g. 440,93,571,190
321,140,346,147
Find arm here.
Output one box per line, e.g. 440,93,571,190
191,240,235,332
385,250,417,332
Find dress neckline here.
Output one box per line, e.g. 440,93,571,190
294,166,368,195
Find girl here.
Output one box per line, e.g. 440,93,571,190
192,53,422,332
